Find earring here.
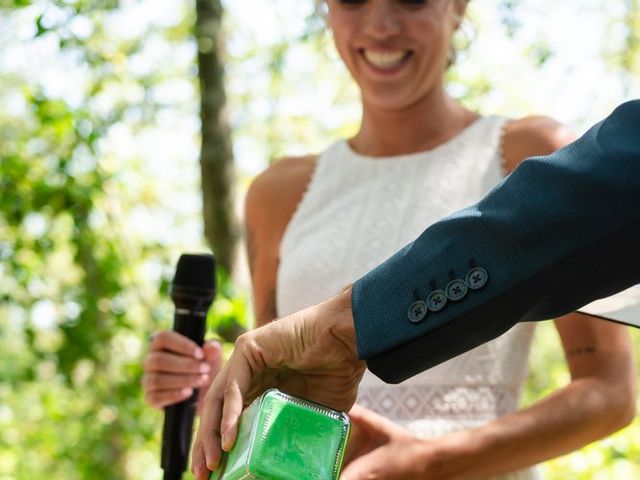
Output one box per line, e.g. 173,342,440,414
447,44,457,68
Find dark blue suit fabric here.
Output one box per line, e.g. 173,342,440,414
352,100,640,384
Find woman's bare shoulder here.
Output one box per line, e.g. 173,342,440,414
255,155,318,187
502,116,577,172
244,154,318,237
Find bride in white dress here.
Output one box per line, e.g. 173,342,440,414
143,0,637,478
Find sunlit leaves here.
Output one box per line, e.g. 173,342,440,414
0,0,176,477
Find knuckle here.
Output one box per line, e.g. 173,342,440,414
223,382,237,397
235,332,252,352
179,358,194,372
154,330,170,346
146,373,159,389
143,353,159,371
145,392,160,408
142,357,152,371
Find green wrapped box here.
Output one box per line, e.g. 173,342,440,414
210,389,351,480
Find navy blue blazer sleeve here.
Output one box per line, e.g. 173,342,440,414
351,100,640,384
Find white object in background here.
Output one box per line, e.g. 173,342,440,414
579,285,640,328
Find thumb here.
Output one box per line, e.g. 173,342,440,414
340,449,378,480
349,405,399,440
203,340,223,374
196,341,223,415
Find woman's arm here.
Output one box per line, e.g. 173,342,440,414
244,155,317,326
413,314,636,479
343,317,636,480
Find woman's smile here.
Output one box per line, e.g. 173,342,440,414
359,48,413,74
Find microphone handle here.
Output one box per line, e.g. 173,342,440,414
161,309,207,480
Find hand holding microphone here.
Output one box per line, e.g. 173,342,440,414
143,332,222,412
150,253,219,480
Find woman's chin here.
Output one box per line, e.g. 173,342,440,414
361,92,421,112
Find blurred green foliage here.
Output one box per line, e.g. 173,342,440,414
1,0,639,479
0,0,248,477
0,3,171,477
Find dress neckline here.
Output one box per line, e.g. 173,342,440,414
341,115,494,164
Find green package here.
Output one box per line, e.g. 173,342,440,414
210,389,351,480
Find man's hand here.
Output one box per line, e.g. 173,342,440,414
341,405,447,480
191,288,366,479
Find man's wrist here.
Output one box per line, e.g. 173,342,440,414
328,284,358,357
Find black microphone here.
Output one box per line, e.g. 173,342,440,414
161,253,216,480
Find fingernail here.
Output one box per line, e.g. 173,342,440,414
199,363,211,373
194,348,204,360
197,374,209,386
181,387,193,396
221,433,227,450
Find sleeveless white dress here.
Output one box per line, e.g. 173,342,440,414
277,116,541,480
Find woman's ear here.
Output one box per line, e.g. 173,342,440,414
451,0,469,30
319,0,331,28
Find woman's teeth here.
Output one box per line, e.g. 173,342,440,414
363,49,409,69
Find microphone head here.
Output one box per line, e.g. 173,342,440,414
171,253,216,308
173,253,216,290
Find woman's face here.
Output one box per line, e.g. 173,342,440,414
327,0,464,110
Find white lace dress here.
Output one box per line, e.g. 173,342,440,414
277,116,541,480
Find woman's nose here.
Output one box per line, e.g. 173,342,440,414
361,1,402,39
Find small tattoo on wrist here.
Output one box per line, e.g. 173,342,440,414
568,346,596,357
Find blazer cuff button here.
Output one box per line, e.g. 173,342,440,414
408,301,428,323
446,279,468,301
427,290,447,312
466,267,489,290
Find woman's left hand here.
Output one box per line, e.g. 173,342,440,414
341,405,446,480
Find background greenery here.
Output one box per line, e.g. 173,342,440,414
0,0,638,478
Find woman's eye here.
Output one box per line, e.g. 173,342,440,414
338,0,428,5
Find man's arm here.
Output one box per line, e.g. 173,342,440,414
353,100,640,382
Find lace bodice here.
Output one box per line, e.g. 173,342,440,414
277,117,540,480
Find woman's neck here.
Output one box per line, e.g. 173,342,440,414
350,89,478,158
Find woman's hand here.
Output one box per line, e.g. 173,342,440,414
341,405,446,480
142,331,223,411
343,404,408,466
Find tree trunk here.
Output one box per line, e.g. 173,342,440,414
195,0,237,275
